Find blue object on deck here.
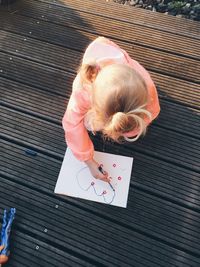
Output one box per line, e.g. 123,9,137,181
0,208,16,264
25,149,37,156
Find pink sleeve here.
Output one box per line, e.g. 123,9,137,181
62,75,94,161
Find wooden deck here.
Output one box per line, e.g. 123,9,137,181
0,0,200,266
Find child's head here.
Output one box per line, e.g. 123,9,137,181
80,62,152,142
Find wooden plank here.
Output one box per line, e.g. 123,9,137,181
6,0,200,59
1,169,200,264
151,73,200,108
0,30,80,71
0,43,199,108
0,14,200,83
41,0,200,38
0,77,66,123
1,176,200,266
100,140,200,211
0,100,199,170
155,101,200,139
0,105,199,172
5,230,92,267
1,138,200,212
0,106,64,155
0,178,172,267
127,126,199,172
1,77,199,139
0,52,71,95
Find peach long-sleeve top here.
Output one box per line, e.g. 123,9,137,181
62,37,160,161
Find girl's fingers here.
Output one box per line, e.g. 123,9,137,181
103,171,108,177
96,173,111,182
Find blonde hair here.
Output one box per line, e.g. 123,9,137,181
79,60,100,84
79,62,152,142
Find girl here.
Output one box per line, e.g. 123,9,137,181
62,37,160,182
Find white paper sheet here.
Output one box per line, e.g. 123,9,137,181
54,148,133,208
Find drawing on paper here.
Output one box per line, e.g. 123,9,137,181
75,164,122,204
54,148,133,208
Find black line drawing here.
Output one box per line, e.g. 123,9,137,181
76,166,116,204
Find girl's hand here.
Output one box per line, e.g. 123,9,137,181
85,158,110,182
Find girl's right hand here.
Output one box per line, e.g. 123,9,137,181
85,158,110,183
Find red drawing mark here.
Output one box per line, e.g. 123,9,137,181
103,190,107,195
91,182,95,186
118,176,122,181
113,163,116,167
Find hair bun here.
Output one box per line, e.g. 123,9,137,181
111,112,128,133
112,112,125,125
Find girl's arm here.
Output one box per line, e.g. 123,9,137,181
62,75,94,162
62,75,109,181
